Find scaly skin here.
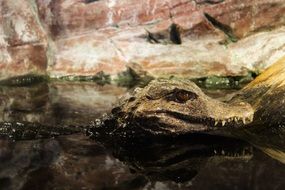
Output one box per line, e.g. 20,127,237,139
91,56,285,136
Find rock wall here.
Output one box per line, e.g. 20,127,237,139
0,0,285,80
0,0,49,80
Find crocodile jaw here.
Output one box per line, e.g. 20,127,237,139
207,100,254,127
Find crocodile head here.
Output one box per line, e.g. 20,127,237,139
108,79,254,135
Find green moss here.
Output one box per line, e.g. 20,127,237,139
0,75,48,87
204,76,232,88
192,72,257,89
0,69,257,89
56,71,111,85
50,68,153,88
114,67,154,88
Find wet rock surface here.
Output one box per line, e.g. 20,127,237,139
0,0,284,80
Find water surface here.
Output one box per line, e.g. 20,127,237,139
0,82,285,190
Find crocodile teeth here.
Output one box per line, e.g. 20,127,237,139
222,120,226,126
250,115,254,122
215,121,219,126
242,117,246,124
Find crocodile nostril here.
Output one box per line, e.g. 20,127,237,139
128,97,136,102
111,107,121,114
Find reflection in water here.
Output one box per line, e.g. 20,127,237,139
47,82,127,126
97,134,253,183
0,82,127,140
0,82,127,126
0,135,144,190
0,137,61,190
0,84,49,123
234,125,285,164
90,131,285,190
1,133,285,190
0,82,285,189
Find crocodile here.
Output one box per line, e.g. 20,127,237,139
88,56,285,137
0,57,284,141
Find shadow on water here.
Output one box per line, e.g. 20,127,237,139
0,83,285,189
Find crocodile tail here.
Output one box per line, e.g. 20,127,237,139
244,56,285,90
233,56,285,107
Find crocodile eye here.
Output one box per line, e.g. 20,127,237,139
174,90,197,103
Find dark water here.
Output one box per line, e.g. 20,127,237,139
1,82,285,190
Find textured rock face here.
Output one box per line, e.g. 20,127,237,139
0,0,285,80
0,0,49,80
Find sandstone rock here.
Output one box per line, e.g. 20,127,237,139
41,0,285,78
0,0,48,80
0,0,285,80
